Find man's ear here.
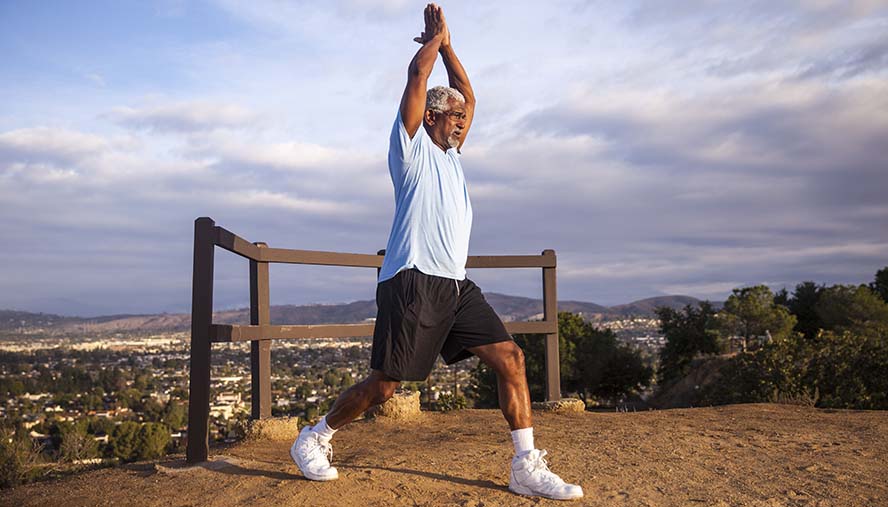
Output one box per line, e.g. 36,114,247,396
424,109,436,126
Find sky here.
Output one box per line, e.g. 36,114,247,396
1,0,886,317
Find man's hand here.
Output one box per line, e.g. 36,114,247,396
400,3,447,139
413,3,448,47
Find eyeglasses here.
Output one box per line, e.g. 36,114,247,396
436,110,467,121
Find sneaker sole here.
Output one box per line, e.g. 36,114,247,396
509,473,583,500
508,484,583,501
290,442,339,481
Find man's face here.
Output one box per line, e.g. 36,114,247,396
428,97,467,149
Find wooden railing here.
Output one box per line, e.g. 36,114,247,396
186,216,561,463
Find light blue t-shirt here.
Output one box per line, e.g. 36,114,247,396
378,111,473,283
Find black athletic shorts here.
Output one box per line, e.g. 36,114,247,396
370,268,514,381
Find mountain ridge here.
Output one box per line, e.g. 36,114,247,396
0,294,713,334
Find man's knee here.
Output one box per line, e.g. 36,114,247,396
365,377,399,405
487,341,525,376
505,342,526,373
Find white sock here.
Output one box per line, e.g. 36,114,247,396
312,415,338,442
511,427,534,456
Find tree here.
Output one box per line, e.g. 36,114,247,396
871,266,888,304
322,370,340,389
773,288,789,307
115,388,142,410
109,422,171,462
655,302,721,385
807,326,888,409
786,281,824,340
134,423,170,460
141,398,165,423
161,401,187,430
816,284,888,332
87,417,115,438
110,421,141,461
59,422,99,464
468,312,651,407
719,285,796,351
575,333,652,404
699,324,888,410
0,430,44,488
468,362,498,408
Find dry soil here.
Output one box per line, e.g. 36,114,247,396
2,404,886,507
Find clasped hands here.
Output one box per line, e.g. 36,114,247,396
413,3,451,48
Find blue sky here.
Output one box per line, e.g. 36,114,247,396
1,0,887,317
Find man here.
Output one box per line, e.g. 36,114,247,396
290,4,583,501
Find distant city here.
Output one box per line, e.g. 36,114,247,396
0,293,696,465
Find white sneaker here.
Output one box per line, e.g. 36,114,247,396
509,449,583,500
290,426,338,481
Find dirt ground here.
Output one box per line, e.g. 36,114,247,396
2,404,886,507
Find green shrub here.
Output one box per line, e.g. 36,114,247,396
0,433,44,489
435,393,467,412
699,326,888,410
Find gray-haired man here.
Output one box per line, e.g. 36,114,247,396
290,4,583,500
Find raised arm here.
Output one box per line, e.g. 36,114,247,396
437,17,476,151
400,4,446,139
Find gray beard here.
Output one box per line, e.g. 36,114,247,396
447,135,460,148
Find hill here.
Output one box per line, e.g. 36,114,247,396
2,404,885,506
608,295,718,316
1,294,706,335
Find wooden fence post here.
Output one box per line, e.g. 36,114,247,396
187,217,215,463
250,242,272,420
542,249,561,402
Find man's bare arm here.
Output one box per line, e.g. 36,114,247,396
400,4,445,139
437,10,475,151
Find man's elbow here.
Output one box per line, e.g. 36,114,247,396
459,87,476,106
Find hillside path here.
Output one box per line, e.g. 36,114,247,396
2,404,886,506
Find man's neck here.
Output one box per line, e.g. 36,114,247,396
424,125,450,152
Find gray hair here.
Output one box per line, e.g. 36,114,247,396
426,86,465,112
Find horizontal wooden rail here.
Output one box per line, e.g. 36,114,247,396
211,323,376,342
466,252,555,269
211,225,555,269
214,226,261,260
260,248,383,267
210,320,557,343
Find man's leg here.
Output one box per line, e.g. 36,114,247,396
291,369,399,481
325,369,400,429
466,340,531,430
467,340,583,500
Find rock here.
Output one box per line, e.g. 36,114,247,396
531,398,586,414
240,416,300,441
366,390,421,420
155,456,243,475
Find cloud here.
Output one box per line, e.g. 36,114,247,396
85,73,106,87
521,79,888,176
0,127,110,166
797,36,888,79
106,101,258,133
185,132,374,173
2,1,887,313
223,189,364,216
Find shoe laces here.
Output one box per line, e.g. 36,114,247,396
304,433,333,464
319,439,333,463
526,450,563,486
